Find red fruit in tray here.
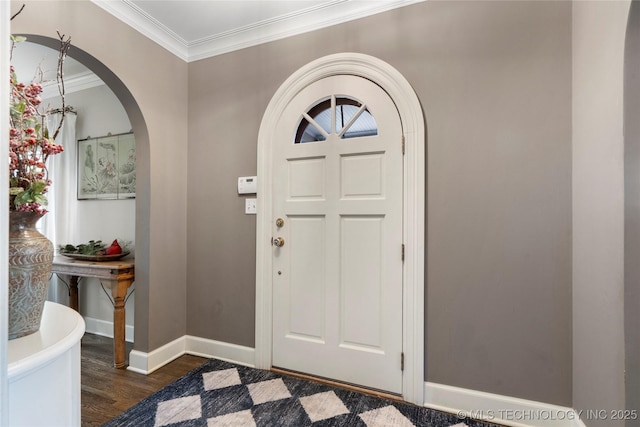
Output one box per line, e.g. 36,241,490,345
105,239,122,255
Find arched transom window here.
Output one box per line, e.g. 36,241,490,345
294,95,378,143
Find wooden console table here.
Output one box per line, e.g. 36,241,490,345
51,256,135,368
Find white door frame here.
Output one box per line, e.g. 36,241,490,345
255,52,425,405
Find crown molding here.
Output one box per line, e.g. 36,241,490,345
91,0,189,60
91,0,425,62
41,71,105,99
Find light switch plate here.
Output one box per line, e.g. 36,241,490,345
245,198,257,214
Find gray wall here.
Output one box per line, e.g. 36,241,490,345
188,0,573,405
572,1,629,425
17,0,635,412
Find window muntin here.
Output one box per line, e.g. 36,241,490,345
294,96,378,144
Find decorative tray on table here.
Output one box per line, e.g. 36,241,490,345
58,239,130,262
59,252,130,262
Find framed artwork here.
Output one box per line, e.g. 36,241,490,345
77,132,136,200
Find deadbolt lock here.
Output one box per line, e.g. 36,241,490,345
276,218,284,228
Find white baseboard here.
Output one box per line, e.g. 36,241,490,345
424,382,586,427
185,335,255,367
127,336,186,375
83,316,134,343
126,335,255,375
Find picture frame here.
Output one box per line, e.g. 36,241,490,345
77,132,136,200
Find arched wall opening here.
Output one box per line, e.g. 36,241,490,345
20,34,152,351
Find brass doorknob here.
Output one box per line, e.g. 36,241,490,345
273,237,285,247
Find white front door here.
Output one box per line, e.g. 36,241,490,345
271,74,404,394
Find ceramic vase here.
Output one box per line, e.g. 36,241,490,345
8,211,53,340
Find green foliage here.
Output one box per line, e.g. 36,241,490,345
13,181,48,208
58,240,107,255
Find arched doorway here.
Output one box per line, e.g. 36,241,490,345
19,34,152,354
255,53,425,404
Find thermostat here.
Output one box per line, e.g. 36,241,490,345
238,176,257,194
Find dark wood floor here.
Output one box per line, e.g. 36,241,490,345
81,333,208,427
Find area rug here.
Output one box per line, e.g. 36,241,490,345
101,358,500,427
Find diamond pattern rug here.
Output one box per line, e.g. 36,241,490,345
101,358,500,427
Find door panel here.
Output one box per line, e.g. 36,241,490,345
341,152,385,198
288,215,325,341
340,215,384,350
272,74,403,394
288,157,325,199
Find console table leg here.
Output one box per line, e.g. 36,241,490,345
69,276,79,312
111,279,131,369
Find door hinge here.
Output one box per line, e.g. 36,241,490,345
401,352,405,371
401,244,405,262
402,135,405,155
